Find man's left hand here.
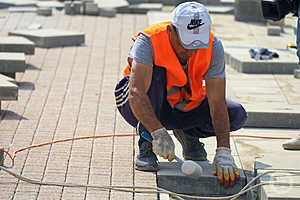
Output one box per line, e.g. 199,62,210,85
213,147,240,188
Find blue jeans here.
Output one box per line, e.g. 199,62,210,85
297,1,300,69
115,67,248,147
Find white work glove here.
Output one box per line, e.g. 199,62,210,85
151,128,175,161
213,147,240,188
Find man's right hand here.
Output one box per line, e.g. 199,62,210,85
151,128,175,161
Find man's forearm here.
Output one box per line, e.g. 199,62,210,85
129,90,163,134
210,102,231,148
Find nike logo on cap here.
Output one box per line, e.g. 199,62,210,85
187,19,204,30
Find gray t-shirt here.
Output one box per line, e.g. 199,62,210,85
129,33,225,79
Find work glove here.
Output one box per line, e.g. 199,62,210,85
151,128,175,161
213,147,240,188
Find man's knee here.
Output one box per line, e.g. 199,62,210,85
229,103,247,131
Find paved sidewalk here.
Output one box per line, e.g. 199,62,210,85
0,11,157,200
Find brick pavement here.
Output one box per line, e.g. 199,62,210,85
0,11,157,200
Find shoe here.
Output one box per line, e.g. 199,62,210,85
173,129,207,161
135,141,158,172
282,136,300,150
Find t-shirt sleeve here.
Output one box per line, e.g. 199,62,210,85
204,37,226,79
128,33,154,67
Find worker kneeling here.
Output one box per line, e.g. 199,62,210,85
114,2,247,188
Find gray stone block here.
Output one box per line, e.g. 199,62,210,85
234,0,266,23
84,2,99,16
294,69,300,79
37,1,64,10
267,26,281,36
0,53,26,73
0,36,35,55
37,7,52,16
117,3,163,14
65,1,82,15
0,74,18,101
245,111,300,129
94,0,129,8
9,29,85,48
267,19,285,33
157,162,248,198
225,47,299,74
99,8,116,17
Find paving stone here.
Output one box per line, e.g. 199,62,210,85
0,53,26,73
225,47,298,74
84,2,99,16
157,161,249,198
9,29,85,48
99,7,116,17
117,3,163,14
0,36,35,55
64,1,82,15
267,26,281,36
234,0,266,23
37,7,52,16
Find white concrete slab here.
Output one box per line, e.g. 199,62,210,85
0,36,35,55
95,0,128,8
36,1,64,9
9,29,85,48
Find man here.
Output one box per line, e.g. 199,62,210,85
115,2,247,187
283,0,300,150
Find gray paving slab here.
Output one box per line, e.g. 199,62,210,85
9,29,85,48
267,26,281,36
157,161,249,198
84,2,99,16
0,53,26,73
117,3,163,14
232,128,300,199
37,7,52,16
99,8,116,17
225,47,298,74
0,36,35,55
0,74,18,100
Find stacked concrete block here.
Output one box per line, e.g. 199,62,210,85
234,0,266,23
99,8,116,17
0,36,35,55
117,3,163,14
267,26,281,36
0,53,26,79
9,29,85,48
37,7,52,16
84,2,99,16
37,1,64,10
64,1,82,15
0,74,18,113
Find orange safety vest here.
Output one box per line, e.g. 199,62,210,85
123,22,214,112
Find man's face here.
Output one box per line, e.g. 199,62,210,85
168,25,198,64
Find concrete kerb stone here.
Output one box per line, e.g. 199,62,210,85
37,7,52,16
99,8,116,17
0,36,35,55
225,47,298,74
0,74,18,114
157,162,249,199
84,2,99,16
267,26,281,36
0,52,26,73
9,29,85,48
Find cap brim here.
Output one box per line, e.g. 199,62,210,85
177,28,210,49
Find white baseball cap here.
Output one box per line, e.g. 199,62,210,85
171,2,211,49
